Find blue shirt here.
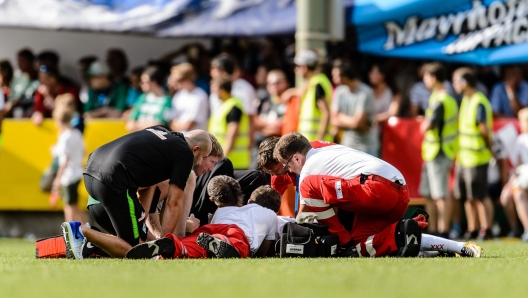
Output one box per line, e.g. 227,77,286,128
490,80,528,117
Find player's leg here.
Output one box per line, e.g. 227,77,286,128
81,175,147,257
196,224,249,258
420,233,482,257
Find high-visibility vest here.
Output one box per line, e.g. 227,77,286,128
457,92,493,167
208,97,250,169
421,91,459,161
297,73,333,141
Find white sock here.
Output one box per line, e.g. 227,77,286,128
420,234,464,253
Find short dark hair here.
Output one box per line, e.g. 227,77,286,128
0,60,14,84
107,48,129,74
258,136,280,171
273,132,312,160
207,175,243,207
454,67,477,88
142,66,167,86
333,59,357,80
423,62,447,82
212,77,232,94
249,185,281,213
17,48,35,62
212,54,236,75
37,51,59,65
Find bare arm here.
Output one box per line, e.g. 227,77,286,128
253,239,273,258
376,93,401,123
137,185,163,239
170,120,197,132
173,171,196,238
478,122,492,151
334,111,369,132
52,156,69,193
420,118,433,134
316,98,330,140
224,122,239,157
160,183,185,237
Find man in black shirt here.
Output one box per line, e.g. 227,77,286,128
62,126,211,259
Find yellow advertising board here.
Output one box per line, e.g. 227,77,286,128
0,119,128,210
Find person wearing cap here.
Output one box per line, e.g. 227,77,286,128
83,61,129,119
294,49,333,142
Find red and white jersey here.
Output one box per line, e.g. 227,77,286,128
300,145,405,185
270,140,336,195
298,145,406,245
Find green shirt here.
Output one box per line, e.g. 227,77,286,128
129,93,172,125
84,80,129,113
8,73,39,102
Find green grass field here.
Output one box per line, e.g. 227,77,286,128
1,238,527,298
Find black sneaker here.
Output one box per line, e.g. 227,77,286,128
337,247,360,258
395,219,422,257
125,238,175,259
477,229,493,241
462,230,479,241
196,233,240,258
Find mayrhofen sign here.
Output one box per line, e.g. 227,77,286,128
352,0,528,65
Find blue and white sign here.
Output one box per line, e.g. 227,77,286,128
352,0,528,65
0,0,296,36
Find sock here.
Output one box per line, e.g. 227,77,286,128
420,233,464,253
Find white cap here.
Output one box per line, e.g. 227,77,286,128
87,61,110,77
294,49,318,67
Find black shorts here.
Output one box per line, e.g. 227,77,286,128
84,174,147,246
454,163,489,201
62,179,80,205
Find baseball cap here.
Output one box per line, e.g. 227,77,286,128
294,49,319,67
87,61,110,77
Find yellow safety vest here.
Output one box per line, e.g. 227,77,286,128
298,73,333,141
421,91,458,161
457,92,493,167
208,97,250,169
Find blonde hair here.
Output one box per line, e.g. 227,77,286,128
52,94,76,124
170,63,196,82
519,108,528,133
208,133,224,159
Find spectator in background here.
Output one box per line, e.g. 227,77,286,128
208,77,250,170
126,66,171,132
294,49,332,142
5,48,39,118
83,61,128,119
0,60,13,99
32,67,81,130
368,63,401,156
51,94,86,224
125,66,144,109
36,50,76,87
419,63,458,237
490,65,528,118
369,63,401,123
452,67,494,241
169,63,209,132
77,56,97,104
330,59,376,155
106,48,129,82
509,108,528,241
255,65,269,103
210,54,257,155
255,69,288,139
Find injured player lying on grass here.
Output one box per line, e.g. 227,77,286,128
126,178,279,259
62,176,280,259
